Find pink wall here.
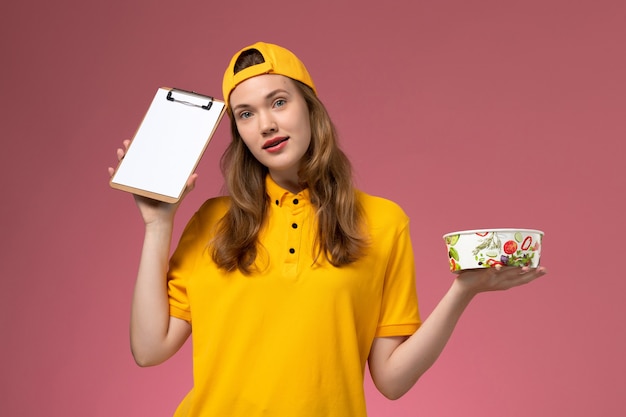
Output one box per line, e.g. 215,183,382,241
2,0,625,416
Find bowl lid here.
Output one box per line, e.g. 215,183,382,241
443,228,545,238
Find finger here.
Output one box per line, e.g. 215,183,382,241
492,266,523,279
185,173,199,192
513,273,542,287
177,173,199,202
108,167,114,177
503,268,546,289
518,266,547,277
116,147,125,161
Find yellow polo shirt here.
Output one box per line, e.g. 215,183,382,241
167,175,421,417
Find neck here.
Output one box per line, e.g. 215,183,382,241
269,171,302,194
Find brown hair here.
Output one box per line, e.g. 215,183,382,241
211,49,367,273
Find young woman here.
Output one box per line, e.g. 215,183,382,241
109,42,546,417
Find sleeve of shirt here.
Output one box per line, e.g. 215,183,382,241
167,213,202,323
375,217,421,338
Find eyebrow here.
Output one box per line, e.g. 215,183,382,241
231,89,290,112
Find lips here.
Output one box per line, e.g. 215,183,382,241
262,137,289,149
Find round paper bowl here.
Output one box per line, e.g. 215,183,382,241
443,229,544,272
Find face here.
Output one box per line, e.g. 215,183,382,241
230,74,311,191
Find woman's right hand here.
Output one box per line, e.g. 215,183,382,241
108,139,198,225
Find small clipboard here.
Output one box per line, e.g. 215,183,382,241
110,87,226,203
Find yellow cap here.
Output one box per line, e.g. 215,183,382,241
222,42,316,108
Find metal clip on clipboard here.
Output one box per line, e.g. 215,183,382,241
166,88,214,110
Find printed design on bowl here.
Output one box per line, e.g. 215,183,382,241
446,231,541,271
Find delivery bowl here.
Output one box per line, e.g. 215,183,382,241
443,229,543,272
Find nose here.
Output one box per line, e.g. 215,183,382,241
259,111,277,136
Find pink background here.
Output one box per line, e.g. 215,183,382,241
2,0,625,416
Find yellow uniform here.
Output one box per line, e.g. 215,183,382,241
168,175,421,416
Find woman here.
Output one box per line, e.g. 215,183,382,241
110,42,546,417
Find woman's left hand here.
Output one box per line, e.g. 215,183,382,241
454,265,547,297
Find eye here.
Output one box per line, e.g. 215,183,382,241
238,111,252,120
273,99,286,108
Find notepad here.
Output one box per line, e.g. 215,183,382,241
110,87,226,203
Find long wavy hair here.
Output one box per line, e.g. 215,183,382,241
211,49,367,274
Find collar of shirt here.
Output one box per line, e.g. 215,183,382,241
265,174,310,208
